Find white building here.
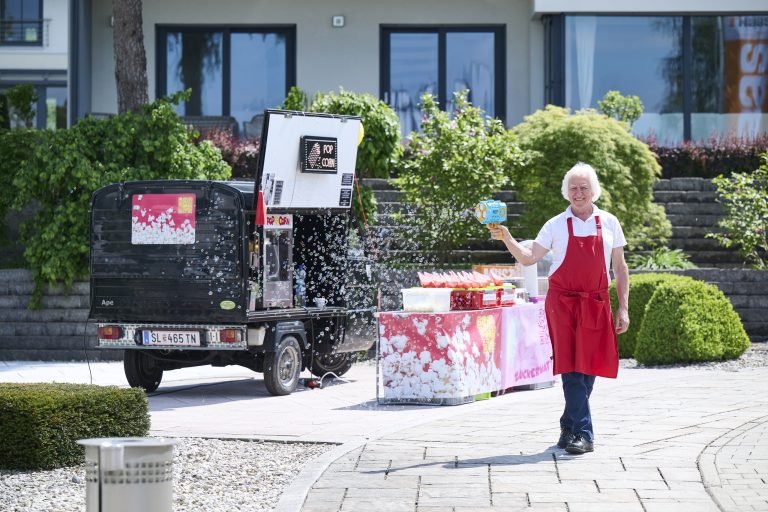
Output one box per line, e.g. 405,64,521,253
25,1,768,144
0,0,68,129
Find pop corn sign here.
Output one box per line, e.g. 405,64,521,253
131,193,196,245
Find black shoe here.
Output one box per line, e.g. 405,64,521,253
557,428,574,449
565,435,594,454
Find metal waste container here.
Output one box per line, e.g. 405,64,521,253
77,437,177,512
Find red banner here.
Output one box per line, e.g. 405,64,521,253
131,193,196,245
379,309,502,403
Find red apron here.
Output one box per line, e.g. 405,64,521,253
545,216,618,378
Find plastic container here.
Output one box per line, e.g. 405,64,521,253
499,284,517,306
402,287,452,312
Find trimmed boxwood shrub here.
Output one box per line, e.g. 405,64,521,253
0,383,150,470
609,273,695,358
634,279,750,365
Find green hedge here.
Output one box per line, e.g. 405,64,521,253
0,384,150,470
610,273,695,358
634,279,750,365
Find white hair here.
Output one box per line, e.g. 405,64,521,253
561,162,602,202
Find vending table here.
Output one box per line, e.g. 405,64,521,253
377,302,554,405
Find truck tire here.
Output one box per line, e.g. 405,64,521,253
124,350,163,392
310,353,353,378
264,336,301,396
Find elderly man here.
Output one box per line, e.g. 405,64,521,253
488,162,630,454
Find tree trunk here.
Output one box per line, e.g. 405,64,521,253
113,0,148,114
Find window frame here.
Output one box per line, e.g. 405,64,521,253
0,0,44,46
155,24,296,119
380,24,506,126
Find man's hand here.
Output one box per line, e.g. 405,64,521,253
615,307,630,334
487,224,510,242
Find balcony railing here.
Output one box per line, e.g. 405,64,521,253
0,19,50,47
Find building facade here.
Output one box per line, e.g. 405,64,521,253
68,0,768,145
0,0,68,129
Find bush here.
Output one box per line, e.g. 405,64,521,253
609,273,694,358
0,383,149,470
280,85,309,111
201,128,260,180
707,156,768,269
393,91,526,264
309,88,402,180
626,248,696,270
647,134,768,179
511,105,671,250
0,129,38,245
306,88,401,231
634,278,750,365
597,90,643,129
4,84,37,128
10,93,231,303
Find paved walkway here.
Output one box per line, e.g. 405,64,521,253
2,361,767,511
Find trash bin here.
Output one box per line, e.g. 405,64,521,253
77,437,177,512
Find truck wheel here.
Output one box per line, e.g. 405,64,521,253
124,350,163,392
264,336,301,396
310,353,353,378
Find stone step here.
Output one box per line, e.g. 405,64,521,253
0,308,89,322
0,294,90,309
0,335,98,350
665,214,723,227
372,190,518,205
733,308,767,323
362,178,397,191
671,226,720,238
0,321,96,336
667,237,725,251
0,280,90,296
653,190,719,203
663,202,724,215
0,348,123,361
713,281,768,295
653,178,717,192
728,295,768,309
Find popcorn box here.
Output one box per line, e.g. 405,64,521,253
472,264,522,280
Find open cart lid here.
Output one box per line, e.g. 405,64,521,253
256,110,362,213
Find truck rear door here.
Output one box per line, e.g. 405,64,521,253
90,180,247,324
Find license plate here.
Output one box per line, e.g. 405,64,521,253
142,330,201,347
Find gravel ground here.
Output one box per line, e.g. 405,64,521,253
0,438,333,512
620,342,768,371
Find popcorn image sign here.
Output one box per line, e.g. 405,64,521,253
131,193,196,244
378,309,503,404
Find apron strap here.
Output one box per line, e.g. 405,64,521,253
567,217,574,237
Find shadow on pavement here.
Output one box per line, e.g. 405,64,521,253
361,449,559,475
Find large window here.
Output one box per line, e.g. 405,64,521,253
559,14,768,145
381,26,505,136
0,0,43,45
691,16,768,141
157,26,295,137
0,75,67,130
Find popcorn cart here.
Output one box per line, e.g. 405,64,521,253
90,111,372,396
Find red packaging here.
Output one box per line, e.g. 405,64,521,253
450,287,500,310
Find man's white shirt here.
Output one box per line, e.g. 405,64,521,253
534,205,627,277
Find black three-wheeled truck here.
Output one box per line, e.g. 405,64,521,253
90,111,373,395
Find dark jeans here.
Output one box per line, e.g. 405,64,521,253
560,372,596,442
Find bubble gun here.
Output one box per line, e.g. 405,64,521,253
475,200,507,228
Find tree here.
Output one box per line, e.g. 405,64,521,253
113,0,148,113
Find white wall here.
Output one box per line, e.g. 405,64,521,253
0,0,68,70
90,0,536,126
